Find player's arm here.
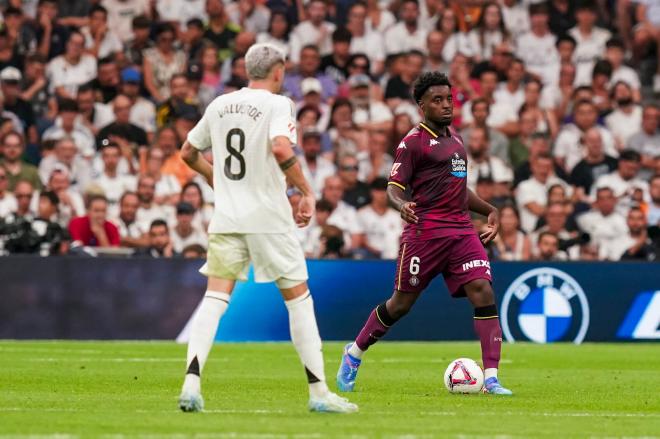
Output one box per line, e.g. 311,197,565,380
467,188,499,244
272,136,315,227
181,141,213,188
387,184,418,224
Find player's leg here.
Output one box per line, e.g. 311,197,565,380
279,280,357,413
464,280,512,396
179,234,249,412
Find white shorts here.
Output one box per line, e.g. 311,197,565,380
199,232,308,284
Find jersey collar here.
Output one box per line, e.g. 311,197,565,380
419,122,449,138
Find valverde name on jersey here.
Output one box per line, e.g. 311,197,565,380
217,103,264,122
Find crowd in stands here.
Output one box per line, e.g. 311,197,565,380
0,0,659,261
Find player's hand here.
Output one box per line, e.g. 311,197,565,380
400,202,418,224
296,194,315,227
480,210,500,244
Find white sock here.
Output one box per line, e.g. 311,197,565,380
348,342,364,359
484,368,498,380
184,290,230,389
285,291,329,399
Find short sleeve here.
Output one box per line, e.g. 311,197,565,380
187,110,211,150
269,96,298,144
388,136,419,190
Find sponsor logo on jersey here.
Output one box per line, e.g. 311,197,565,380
390,163,402,177
450,152,467,178
461,259,490,272
617,291,660,339
397,141,406,149
501,267,590,344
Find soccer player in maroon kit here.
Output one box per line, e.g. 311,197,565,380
336,72,513,395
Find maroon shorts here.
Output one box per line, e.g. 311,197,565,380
393,234,492,297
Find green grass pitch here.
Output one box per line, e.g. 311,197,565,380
0,341,658,438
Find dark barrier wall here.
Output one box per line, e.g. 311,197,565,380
1,257,658,342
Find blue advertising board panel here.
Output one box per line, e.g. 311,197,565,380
0,257,658,342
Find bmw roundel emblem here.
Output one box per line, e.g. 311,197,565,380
501,268,590,344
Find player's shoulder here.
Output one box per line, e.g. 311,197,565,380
397,127,424,150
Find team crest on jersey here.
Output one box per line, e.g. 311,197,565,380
409,276,419,286
450,152,467,178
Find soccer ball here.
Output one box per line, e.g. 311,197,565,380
443,358,484,394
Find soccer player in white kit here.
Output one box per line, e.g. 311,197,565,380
177,43,358,414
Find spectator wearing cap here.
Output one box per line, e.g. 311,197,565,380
226,0,270,34
462,98,510,166
284,45,337,102
0,131,41,191
81,5,123,59
144,147,180,206
338,154,371,209
606,81,642,149
19,53,50,121
38,137,93,192
462,67,518,136
356,177,402,259
113,191,147,248
118,68,156,137
350,73,394,133
384,50,425,110
298,78,330,123
299,127,336,199
626,104,659,178
569,0,612,86
46,29,97,99
32,0,69,60
122,14,153,67
143,23,186,103
0,166,17,217
203,0,240,63
345,3,385,77
170,201,207,254
1,67,37,144
554,99,617,173
384,0,427,55
135,175,175,231
605,37,641,101
577,186,628,259
516,153,570,233
591,149,650,208
515,3,560,86
101,0,152,45
95,141,137,219
96,94,148,158
289,0,336,64
570,127,618,202
466,126,513,197
320,27,352,85
135,219,176,258
68,194,120,247
357,130,394,183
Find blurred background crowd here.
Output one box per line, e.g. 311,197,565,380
0,0,658,261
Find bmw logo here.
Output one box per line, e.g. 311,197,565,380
501,268,590,344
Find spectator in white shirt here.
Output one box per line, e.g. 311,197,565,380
540,61,576,119
501,0,530,38
534,231,568,261
516,153,568,232
95,141,137,219
101,0,151,44
357,177,402,259
119,68,156,137
462,67,518,136
42,167,85,228
605,37,641,101
648,175,660,227
135,175,175,230
46,30,97,99
170,202,207,253
626,104,660,177
38,137,93,193
42,98,96,158
384,0,428,55
464,2,510,62
494,58,526,114
554,99,617,173
351,74,393,132
299,128,336,199
423,30,449,74
461,98,510,165
76,85,114,135
144,147,180,206
225,0,270,34
515,3,559,86
357,130,394,184
113,191,146,248
605,81,643,149
592,149,650,210
466,126,513,196
82,5,123,59
0,167,17,217
568,1,612,86
321,175,364,250
601,206,653,261
577,186,628,260
346,2,385,76
289,0,336,64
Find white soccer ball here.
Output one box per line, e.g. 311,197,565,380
444,358,484,394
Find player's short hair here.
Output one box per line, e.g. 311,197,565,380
412,71,451,103
245,43,286,80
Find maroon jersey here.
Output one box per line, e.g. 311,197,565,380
388,122,473,241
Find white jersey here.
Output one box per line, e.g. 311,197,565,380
187,88,298,234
